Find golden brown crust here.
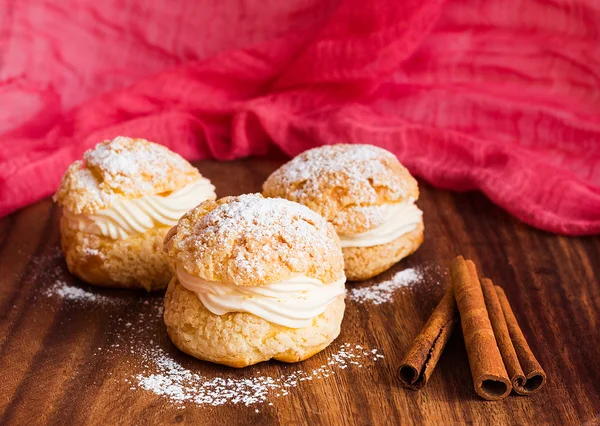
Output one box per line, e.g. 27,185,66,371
164,193,344,287
163,278,345,367
343,220,424,281
60,216,172,291
54,136,200,214
262,144,419,234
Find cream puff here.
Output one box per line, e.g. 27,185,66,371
163,193,346,368
54,136,216,291
262,144,424,281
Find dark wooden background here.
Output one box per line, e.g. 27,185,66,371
1,159,599,425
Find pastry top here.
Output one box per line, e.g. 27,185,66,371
55,136,201,214
164,193,344,287
262,144,418,234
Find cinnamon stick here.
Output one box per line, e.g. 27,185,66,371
495,285,547,394
450,256,511,400
398,286,459,390
480,278,526,392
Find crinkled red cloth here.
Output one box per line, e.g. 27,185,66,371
1,0,599,234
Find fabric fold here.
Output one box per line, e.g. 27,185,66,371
1,0,599,234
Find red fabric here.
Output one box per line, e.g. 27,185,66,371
1,0,600,235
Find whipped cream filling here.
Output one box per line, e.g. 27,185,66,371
177,267,346,329
339,201,422,248
63,178,216,239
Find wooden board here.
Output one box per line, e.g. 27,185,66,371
1,159,599,425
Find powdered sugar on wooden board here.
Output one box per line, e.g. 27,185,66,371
30,248,435,410
43,280,124,305
133,343,384,408
348,267,423,305
34,249,126,306
92,294,386,409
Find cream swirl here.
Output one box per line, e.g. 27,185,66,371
339,201,422,248
177,267,346,328
63,178,216,239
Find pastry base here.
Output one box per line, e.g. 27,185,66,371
163,278,345,368
60,216,172,291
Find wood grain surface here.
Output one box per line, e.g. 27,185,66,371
1,159,599,426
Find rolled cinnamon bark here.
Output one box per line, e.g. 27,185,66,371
480,278,526,392
398,286,459,390
495,285,547,395
451,256,511,400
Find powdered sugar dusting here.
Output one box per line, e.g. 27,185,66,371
281,144,396,185
87,293,386,409
348,268,422,305
31,246,388,410
84,136,194,195
133,343,384,407
78,167,110,202
84,247,101,256
205,195,327,250
172,194,343,285
265,144,406,201
263,144,416,233
44,280,124,305
33,248,124,306
55,137,200,214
